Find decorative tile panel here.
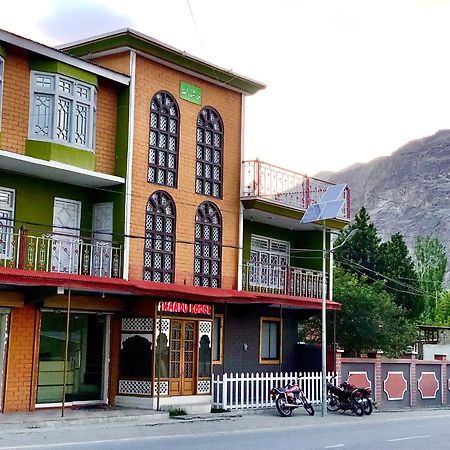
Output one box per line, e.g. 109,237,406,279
156,318,170,343
384,371,408,400
118,380,152,396
197,380,210,394
153,381,169,396
347,371,371,389
122,318,153,333
199,320,212,347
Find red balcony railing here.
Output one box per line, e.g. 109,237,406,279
241,160,350,220
0,225,122,278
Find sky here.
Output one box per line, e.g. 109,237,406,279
2,0,450,176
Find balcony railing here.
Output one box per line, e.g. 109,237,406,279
242,261,326,299
0,226,122,278
241,160,350,220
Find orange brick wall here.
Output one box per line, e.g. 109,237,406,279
108,314,121,404
3,306,38,412
128,56,242,288
0,45,119,175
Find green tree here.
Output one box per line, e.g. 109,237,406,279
333,206,381,278
414,236,447,321
379,233,424,319
332,268,417,357
434,291,450,326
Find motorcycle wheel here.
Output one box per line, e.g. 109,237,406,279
351,401,364,417
276,396,293,417
326,395,340,412
362,399,373,415
304,402,315,416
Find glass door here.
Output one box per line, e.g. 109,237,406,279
37,311,108,405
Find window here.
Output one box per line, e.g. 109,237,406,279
212,314,223,364
260,317,282,364
148,91,179,187
194,202,222,288
250,235,290,289
29,72,96,151
0,187,15,259
0,57,4,130
144,190,176,283
195,107,223,198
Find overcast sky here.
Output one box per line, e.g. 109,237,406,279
1,0,450,176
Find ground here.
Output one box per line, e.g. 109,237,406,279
1,408,450,449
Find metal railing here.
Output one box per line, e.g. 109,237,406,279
241,160,350,220
0,226,122,278
242,261,326,298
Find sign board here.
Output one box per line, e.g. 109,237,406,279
180,81,202,105
158,301,212,317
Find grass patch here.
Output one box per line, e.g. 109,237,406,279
211,407,229,413
169,408,187,417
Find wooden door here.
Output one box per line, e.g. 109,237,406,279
169,320,196,396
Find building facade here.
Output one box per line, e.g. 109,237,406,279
0,28,348,414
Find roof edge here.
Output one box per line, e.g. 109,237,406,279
59,28,266,95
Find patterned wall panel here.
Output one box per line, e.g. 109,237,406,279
418,372,439,399
384,371,408,400
199,320,212,347
197,380,211,394
153,381,169,396
118,380,152,396
156,318,170,343
347,371,372,388
122,317,153,333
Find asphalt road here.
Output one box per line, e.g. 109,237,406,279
1,409,450,450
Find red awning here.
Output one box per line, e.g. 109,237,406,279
0,267,341,310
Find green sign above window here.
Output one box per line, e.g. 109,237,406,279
180,81,202,105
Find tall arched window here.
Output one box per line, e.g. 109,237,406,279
148,91,179,188
194,202,222,288
195,107,223,198
144,191,176,283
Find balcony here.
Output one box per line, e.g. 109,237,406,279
0,226,122,278
241,160,350,220
242,261,326,299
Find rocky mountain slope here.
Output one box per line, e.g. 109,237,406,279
316,129,450,281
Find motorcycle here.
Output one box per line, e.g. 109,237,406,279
270,379,315,417
340,382,376,415
326,379,364,417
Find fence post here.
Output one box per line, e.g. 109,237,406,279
405,350,418,408
368,350,384,408
335,348,344,385
435,354,447,405
222,373,228,410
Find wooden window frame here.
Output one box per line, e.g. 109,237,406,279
212,314,224,365
259,316,282,365
147,90,180,188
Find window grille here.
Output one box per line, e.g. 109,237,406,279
148,91,179,188
29,72,96,151
194,201,222,288
195,107,223,198
144,191,176,283
0,187,15,259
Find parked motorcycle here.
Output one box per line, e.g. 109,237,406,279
339,382,376,415
326,379,364,416
270,380,315,417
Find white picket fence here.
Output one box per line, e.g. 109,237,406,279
212,371,337,410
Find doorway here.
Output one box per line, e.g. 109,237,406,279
169,320,196,396
0,311,9,412
36,311,108,406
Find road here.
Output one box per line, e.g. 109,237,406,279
1,409,450,450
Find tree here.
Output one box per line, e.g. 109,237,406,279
333,206,381,278
434,291,450,326
379,233,424,319
301,268,417,357
414,236,447,321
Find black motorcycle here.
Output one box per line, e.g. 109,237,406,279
358,386,376,415
326,380,364,417
270,380,315,417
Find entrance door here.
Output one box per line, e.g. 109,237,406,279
169,320,196,396
92,202,113,277
37,311,108,405
52,198,81,274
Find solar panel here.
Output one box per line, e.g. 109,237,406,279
300,184,347,224
320,184,347,203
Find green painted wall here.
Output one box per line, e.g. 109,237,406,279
0,172,124,245
0,44,6,59
243,220,329,272
25,140,96,171
29,56,98,86
114,87,129,178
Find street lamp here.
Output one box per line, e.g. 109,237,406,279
301,184,348,417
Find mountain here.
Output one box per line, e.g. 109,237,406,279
316,129,450,282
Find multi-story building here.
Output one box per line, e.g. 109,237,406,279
0,28,348,414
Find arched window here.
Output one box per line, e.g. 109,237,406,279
144,191,176,283
148,91,179,188
195,107,223,198
194,202,222,288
